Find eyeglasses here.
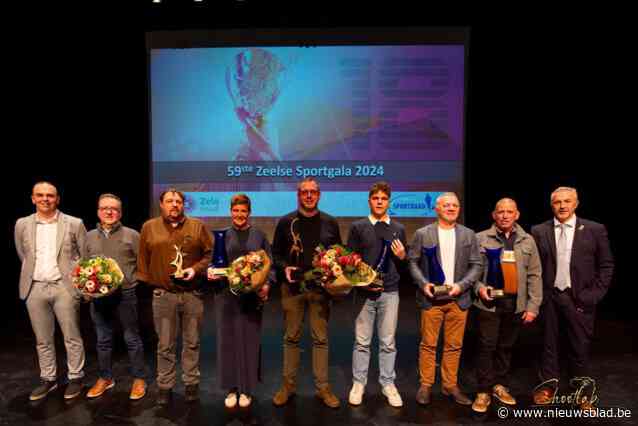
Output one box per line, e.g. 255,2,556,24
298,190,319,196
99,207,121,213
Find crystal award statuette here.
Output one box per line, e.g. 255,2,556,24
210,229,230,276
501,249,519,295
485,247,506,298
422,246,452,300
370,238,392,289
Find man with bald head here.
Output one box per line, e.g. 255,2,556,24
408,192,481,406
14,181,87,401
531,187,613,408
471,198,542,413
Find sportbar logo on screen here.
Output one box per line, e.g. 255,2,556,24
389,193,438,217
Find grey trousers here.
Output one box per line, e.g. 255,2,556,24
25,281,85,381
152,288,204,390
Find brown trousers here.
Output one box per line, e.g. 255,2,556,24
419,301,468,388
280,283,330,391
152,289,204,390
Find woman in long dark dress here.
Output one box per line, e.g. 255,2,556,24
207,194,274,408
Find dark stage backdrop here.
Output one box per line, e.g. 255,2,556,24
5,5,629,327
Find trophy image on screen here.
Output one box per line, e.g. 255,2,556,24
422,246,452,300
170,245,189,286
210,229,230,276
226,48,287,161
485,247,506,298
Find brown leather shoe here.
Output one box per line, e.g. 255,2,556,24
533,387,556,405
87,378,114,399
315,387,340,408
129,378,147,400
472,392,491,413
442,386,472,406
416,385,432,405
492,384,516,405
272,384,295,406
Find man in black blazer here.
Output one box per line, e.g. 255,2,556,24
531,187,613,407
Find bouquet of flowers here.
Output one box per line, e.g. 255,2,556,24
71,256,124,299
302,244,377,296
226,250,272,295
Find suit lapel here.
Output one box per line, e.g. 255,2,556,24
428,225,441,265
29,214,37,256
547,220,557,262
56,213,66,258
571,217,583,261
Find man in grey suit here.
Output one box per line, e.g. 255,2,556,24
14,181,87,401
408,192,481,406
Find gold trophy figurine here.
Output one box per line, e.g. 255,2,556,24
170,245,188,285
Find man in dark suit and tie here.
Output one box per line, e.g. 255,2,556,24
531,187,614,407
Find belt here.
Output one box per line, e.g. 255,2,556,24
33,279,62,284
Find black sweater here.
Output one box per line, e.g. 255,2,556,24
346,217,408,294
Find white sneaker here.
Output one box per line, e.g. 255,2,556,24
224,392,237,408
382,384,403,407
238,393,252,408
348,382,365,406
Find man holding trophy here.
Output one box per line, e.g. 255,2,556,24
137,188,212,406
408,192,481,406
346,182,408,407
271,177,342,408
471,198,542,413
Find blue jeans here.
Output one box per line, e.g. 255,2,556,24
352,291,399,387
90,287,145,380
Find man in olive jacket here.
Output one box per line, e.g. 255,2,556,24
471,198,542,413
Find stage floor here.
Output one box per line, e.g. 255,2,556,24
1,286,636,425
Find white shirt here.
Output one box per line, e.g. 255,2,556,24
33,211,62,282
438,226,456,285
368,215,391,226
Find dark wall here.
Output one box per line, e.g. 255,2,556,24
6,4,628,324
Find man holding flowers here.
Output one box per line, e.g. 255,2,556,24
271,177,342,408
346,181,408,408
84,194,146,400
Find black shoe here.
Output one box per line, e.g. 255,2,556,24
30,380,58,401
157,388,172,407
185,384,199,402
64,379,84,400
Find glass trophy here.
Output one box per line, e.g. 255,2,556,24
485,247,506,298
422,246,452,300
210,229,229,276
370,238,392,289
